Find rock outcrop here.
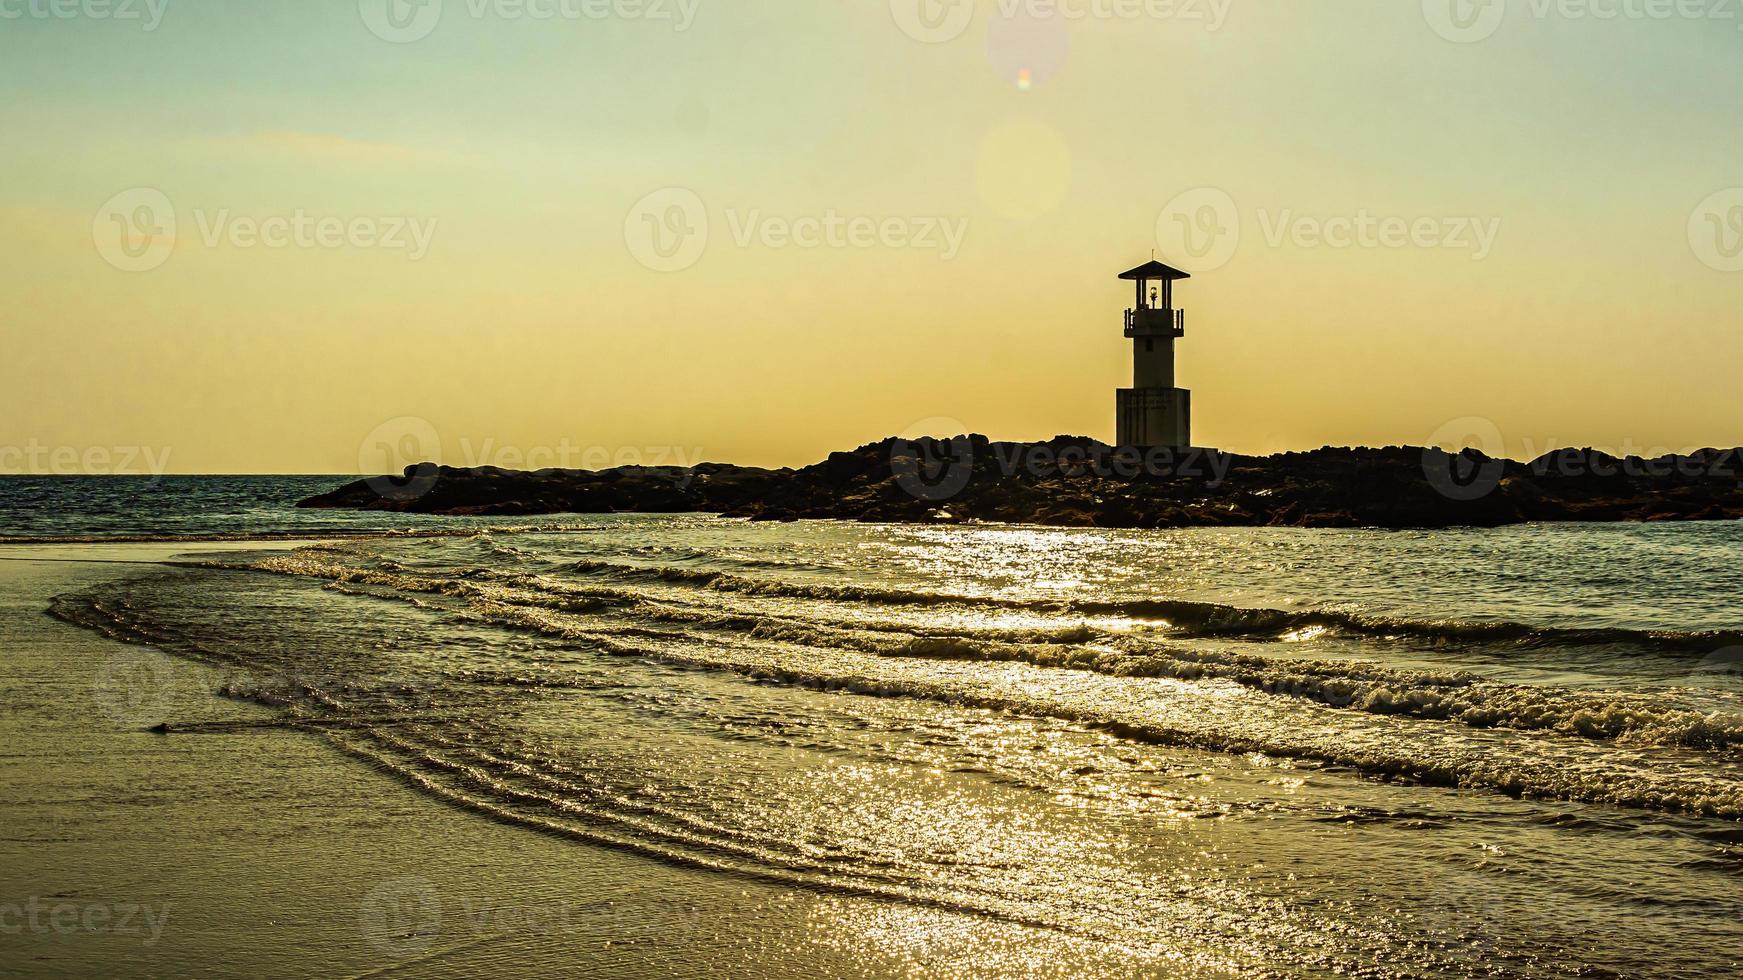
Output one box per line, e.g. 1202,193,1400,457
296,436,1743,529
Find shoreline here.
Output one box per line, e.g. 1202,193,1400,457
0,543,1144,979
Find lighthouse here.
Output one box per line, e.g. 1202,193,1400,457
1115,259,1193,448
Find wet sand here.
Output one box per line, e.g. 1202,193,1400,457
0,545,1129,979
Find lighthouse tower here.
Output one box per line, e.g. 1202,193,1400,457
1115,259,1193,448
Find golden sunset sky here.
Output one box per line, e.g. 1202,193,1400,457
2,0,1739,473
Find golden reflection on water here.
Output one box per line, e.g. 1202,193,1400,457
801,897,1241,979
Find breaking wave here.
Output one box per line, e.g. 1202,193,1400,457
566,559,1743,653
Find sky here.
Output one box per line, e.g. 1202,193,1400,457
2,0,1740,474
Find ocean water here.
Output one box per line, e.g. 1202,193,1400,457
0,476,546,541
15,477,1743,977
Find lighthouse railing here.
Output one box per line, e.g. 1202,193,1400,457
1124,308,1187,334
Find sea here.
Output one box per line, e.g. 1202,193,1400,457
7,475,1743,978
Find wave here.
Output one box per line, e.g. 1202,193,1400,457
566,559,1742,653
224,552,1743,754
880,637,1743,753
111,546,1743,817
439,598,1743,820
559,591,1743,754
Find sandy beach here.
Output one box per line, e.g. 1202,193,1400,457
0,544,1136,979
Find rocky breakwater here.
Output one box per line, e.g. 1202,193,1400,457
297,437,1743,529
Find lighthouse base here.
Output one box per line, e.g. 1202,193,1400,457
1117,387,1191,449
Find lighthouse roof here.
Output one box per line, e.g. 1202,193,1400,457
1117,260,1192,281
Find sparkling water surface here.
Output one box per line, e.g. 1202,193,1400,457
12,478,1743,978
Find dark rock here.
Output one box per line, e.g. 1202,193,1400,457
295,437,1743,531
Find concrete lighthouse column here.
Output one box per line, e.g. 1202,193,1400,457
1133,334,1175,390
